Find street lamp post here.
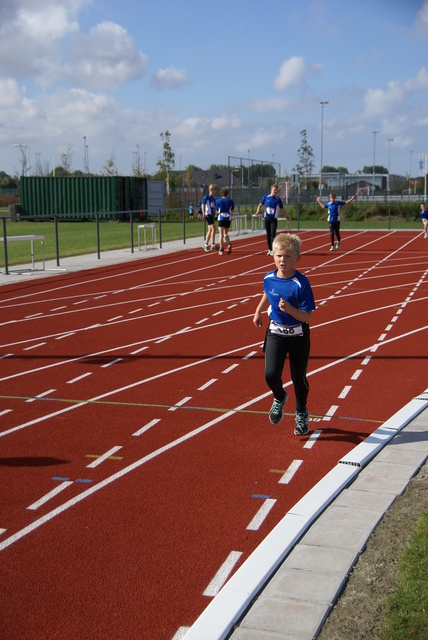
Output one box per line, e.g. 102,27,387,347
387,138,394,193
409,150,414,194
320,101,328,193
372,131,379,195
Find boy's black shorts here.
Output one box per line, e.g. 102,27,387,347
218,219,231,228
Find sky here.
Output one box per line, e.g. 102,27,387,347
1,0,428,179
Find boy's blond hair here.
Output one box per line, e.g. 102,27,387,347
209,184,217,192
272,233,301,258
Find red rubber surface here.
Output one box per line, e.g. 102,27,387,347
1,230,427,639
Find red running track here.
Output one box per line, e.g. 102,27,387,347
0,230,427,639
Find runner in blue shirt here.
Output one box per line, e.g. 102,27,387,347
253,233,315,435
317,192,356,251
255,184,289,255
420,202,428,238
202,184,218,251
216,188,234,255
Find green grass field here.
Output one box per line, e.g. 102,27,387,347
380,509,428,640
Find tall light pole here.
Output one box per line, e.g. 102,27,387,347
320,101,328,193
387,138,394,194
83,136,89,174
409,149,414,194
13,143,30,176
372,131,379,195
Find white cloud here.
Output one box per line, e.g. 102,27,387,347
272,57,323,92
364,67,428,118
65,22,148,90
211,115,241,130
250,97,290,115
0,2,148,91
151,67,189,89
0,2,77,79
237,127,285,154
273,56,307,91
414,0,428,37
0,79,25,108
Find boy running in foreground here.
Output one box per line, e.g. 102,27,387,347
253,233,315,435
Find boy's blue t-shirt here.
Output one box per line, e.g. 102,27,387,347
260,194,284,218
420,208,428,220
216,197,234,220
323,200,346,223
263,269,315,326
202,194,216,216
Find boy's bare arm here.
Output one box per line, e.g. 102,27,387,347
253,293,268,327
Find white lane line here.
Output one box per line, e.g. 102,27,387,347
67,372,93,384
362,356,371,365
23,343,46,351
323,406,338,421
198,379,217,391
243,351,257,359
0,409,12,416
86,446,123,469
195,318,208,325
128,308,142,314
107,316,123,322
338,385,352,399
246,499,277,531
278,460,303,485
101,358,123,368
133,419,161,437
203,551,243,597
222,364,239,374
0,353,12,360
169,396,192,412
55,333,75,340
25,389,56,403
303,429,322,449
27,481,73,511
130,346,148,354
351,369,362,380
155,336,171,343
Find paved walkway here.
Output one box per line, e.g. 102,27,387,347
2,236,428,640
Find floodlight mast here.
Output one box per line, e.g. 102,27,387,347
320,102,328,193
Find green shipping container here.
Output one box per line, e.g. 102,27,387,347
20,176,147,220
